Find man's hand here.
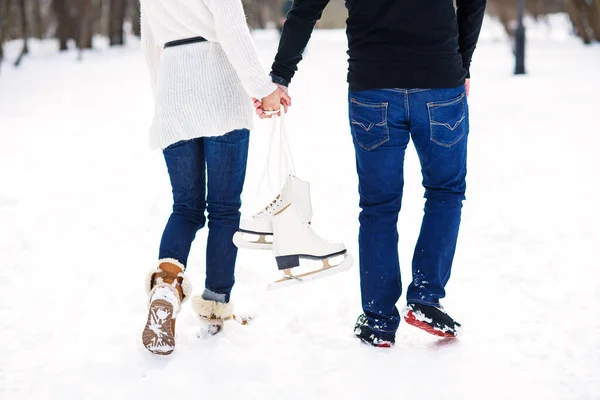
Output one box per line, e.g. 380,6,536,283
252,87,291,119
275,83,289,94
465,78,470,97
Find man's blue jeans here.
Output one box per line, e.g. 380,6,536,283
159,129,250,303
348,86,469,335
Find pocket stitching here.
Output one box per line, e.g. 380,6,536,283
350,99,389,151
351,98,388,108
430,114,466,131
350,120,375,132
427,92,465,109
427,93,466,148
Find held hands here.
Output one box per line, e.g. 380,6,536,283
252,86,292,119
253,79,467,119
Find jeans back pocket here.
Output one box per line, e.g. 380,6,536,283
427,93,467,148
350,98,389,151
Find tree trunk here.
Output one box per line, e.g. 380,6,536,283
587,0,600,41
567,0,593,44
243,0,264,29
78,0,93,51
131,0,140,37
0,0,10,66
14,0,29,66
33,0,43,39
53,0,76,51
108,0,125,46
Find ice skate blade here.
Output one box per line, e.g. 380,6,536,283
233,231,273,250
267,254,353,290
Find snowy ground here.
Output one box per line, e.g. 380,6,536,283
1,15,599,400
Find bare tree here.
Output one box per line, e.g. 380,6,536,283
0,0,10,67
130,0,140,37
33,0,44,39
486,0,600,44
77,0,93,53
567,0,600,43
486,0,566,39
52,0,77,51
14,0,29,66
108,0,126,46
585,0,600,41
243,0,282,29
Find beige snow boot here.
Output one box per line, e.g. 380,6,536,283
142,259,192,355
191,291,234,336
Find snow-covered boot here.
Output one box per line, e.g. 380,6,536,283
269,202,353,288
402,302,462,338
191,293,234,336
142,259,192,355
354,314,395,348
233,175,312,250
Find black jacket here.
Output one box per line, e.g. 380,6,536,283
271,0,487,91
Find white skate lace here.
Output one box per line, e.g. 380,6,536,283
259,111,297,199
253,195,284,218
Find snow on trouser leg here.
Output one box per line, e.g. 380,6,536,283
402,302,462,338
269,202,353,289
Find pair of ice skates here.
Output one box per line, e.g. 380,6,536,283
233,175,353,289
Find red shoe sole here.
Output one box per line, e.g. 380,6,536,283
403,310,457,338
359,337,393,348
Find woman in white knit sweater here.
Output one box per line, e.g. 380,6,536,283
141,0,289,355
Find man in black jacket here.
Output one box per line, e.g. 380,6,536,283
258,0,486,347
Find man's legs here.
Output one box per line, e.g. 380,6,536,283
348,89,410,338
407,86,468,306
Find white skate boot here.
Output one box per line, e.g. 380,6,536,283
233,175,312,250
269,203,353,289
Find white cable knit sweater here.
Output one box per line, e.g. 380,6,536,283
140,0,277,149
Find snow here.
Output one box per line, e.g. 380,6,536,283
1,16,600,400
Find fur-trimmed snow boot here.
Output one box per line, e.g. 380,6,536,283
191,291,234,336
142,258,192,355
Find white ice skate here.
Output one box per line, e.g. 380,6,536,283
233,175,312,250
268,203,353,289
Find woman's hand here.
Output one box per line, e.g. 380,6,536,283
255,87,291,119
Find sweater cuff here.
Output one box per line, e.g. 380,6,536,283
251,79,278,100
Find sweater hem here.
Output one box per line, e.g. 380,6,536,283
149,118,254,150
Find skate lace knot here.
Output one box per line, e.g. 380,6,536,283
254,196,284,218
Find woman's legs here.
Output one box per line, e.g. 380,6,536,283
144,138,205,355
202,129,250,303
159,138,207,267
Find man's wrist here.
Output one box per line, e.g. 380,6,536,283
463,63,471,79
270,73,290,87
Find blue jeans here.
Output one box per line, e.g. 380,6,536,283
159,129,250,303
349,86,469,334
